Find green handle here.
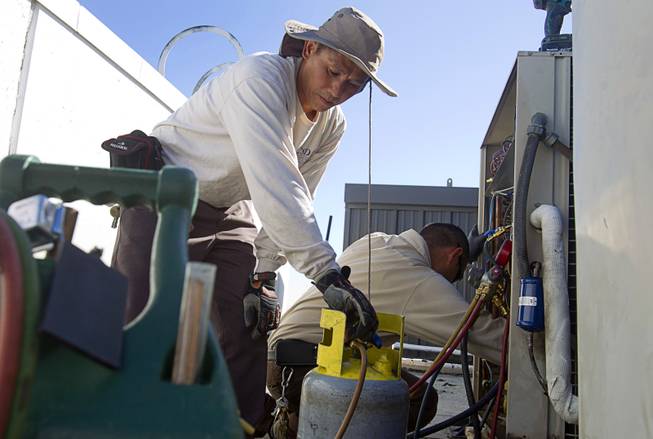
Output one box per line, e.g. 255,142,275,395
0,154,200,371
0,155,196,212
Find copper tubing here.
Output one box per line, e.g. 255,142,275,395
0,215,24,436
494,194,501,235
239,417,255,435
335,340,368,439
172,263,215,385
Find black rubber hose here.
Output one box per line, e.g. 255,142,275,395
412,313,482,439
528,332,548,394
481,392,497,428
514,113,547,277
461,336,482,439
412,381,500,438
412,365,439,438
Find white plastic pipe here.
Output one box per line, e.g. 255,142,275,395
391,342,462,357
529,204,578,424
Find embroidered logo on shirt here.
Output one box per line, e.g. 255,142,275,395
297,147,312,167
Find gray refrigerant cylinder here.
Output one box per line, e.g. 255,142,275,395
297,368,409,438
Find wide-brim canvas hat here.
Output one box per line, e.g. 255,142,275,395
279,7,397,97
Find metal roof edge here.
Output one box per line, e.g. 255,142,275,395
344,183,478,208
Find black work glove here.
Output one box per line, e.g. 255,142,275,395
243,272,280,340
314,266,379,343
467,225,487,263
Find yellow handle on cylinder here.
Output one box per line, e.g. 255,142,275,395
316,310,404,381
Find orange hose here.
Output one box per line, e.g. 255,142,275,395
335,340,367,439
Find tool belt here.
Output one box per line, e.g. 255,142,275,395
101,130,164,170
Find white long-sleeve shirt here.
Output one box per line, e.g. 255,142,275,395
269,229,504,364
152,53,345,279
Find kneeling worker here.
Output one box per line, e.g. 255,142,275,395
266,223,504,435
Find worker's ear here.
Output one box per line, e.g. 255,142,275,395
302,41,320,60
450,246,466,283
448,246,464,265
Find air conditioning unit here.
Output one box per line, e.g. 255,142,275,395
477,51,576,438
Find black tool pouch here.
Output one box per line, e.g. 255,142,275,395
274,339,317,367
101,130,164,170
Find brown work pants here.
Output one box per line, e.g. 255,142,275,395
112,201,266,425
266,359,438,438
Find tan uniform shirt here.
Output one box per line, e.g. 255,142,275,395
269,229,504,364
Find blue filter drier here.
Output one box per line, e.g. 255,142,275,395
516,276,545,332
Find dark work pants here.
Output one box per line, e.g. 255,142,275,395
545,2,572,36
112,201,266,426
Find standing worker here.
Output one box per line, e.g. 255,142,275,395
111,7,396,430
533,0,572,37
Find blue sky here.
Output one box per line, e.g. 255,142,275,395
79,1,571,301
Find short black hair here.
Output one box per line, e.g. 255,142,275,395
419,223,470,264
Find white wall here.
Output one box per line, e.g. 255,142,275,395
0,0,33,153
574,1,653,437
1,0,186,263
